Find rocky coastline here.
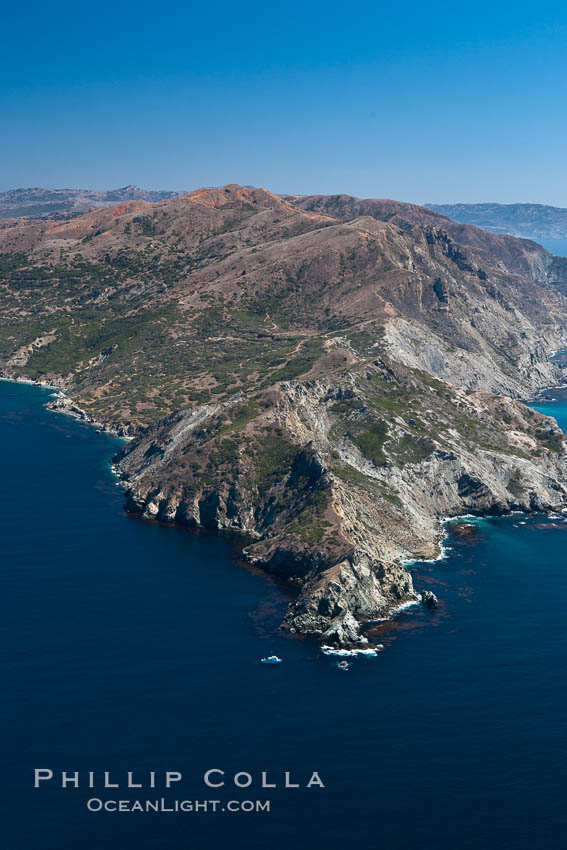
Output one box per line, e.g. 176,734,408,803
113,359,567,648
0,373,140,440
2,185,567,646
10,358,565,650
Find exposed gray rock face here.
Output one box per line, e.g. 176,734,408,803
422,591,439,609
286,550,417,644
321,612,369,647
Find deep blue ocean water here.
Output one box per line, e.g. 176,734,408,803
2,380,567,850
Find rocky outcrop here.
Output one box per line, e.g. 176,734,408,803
46,393,139,438
115,358,567,645
5,333,58,369
422,591,439,609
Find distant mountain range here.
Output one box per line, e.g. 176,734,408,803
0,185,183,219
426,203,567,242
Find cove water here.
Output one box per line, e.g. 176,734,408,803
2,381,567,850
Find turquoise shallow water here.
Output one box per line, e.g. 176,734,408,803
2,381,567,850
532,392,567,432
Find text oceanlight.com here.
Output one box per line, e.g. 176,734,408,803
87,798,271,813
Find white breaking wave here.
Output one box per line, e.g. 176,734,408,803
369,597,422,622
321,645,384,657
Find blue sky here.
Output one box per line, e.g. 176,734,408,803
2,0,567,203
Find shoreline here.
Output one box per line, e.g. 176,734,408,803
404,365,567,570
4,358,567,647
0,374,136,440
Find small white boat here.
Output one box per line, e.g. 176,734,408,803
261,655,282,664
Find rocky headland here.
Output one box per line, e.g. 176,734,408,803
2,184,567,645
